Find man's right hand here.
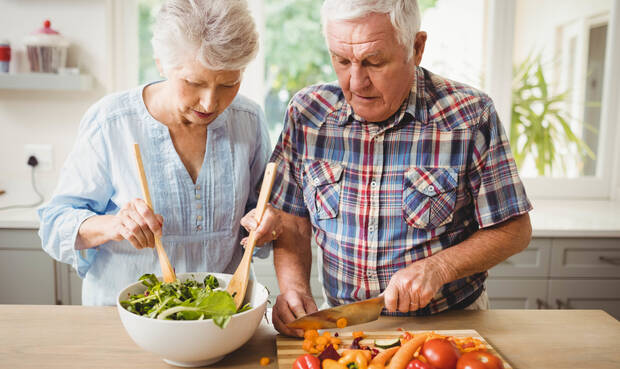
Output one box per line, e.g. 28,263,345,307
272,290,318,337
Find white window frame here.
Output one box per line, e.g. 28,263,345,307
117,0,620,200
486,0,620,200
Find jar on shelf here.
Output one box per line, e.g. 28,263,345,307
0,40,10,73
24,20,69,73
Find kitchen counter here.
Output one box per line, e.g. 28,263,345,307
1,306,618,369
1,199,619,237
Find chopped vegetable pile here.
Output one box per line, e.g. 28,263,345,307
120,274,251,328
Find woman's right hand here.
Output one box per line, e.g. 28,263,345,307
111,198,164,249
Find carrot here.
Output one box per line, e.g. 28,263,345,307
368,346,400,369
386,334,429,369
336,317,348,328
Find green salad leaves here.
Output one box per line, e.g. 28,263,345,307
120,274,251,329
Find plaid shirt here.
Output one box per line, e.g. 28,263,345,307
270,67,532,315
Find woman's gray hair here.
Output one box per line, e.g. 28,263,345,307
152,0,259,72
321,0,421,60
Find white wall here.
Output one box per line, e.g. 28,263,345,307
0,0,123,204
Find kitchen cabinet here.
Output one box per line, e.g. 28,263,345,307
488,238,620,319
0,229,56,304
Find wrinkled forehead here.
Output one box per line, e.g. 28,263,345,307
325,13,398,58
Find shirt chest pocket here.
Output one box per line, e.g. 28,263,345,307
303,160,344,220
402,167,459,230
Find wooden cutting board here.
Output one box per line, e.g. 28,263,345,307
276,329,512,368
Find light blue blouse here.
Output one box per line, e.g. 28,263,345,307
38,83,272,306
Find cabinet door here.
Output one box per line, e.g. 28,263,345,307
486,280,548,309
0,229,56,304
56,263,83,305
550,238,620,278
489,238,551,278
548,280,620,320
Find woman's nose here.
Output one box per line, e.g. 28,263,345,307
201,89,217,112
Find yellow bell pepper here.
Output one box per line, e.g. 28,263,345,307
322,359,347,369
338,350,369,369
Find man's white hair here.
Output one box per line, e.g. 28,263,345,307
152,0,259,72
321,0,421,60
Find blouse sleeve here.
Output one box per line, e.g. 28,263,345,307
38,107,114,278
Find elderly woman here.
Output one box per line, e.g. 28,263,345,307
38,0,280,306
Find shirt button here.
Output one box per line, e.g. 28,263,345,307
196,225,202,231
196,185,201,190
197,215,203,221
314,178,320,185
196,194,201,200
370,180,377,188
368,225,375,232
197,203,202,209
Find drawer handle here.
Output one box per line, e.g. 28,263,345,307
599,256,620,265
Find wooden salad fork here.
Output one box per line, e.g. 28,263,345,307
227,162,277,309
133,143,176,283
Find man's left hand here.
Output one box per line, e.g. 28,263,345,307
383,258,448,313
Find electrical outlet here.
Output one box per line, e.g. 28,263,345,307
24,144,53,171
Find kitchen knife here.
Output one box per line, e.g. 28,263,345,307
287,295,385,330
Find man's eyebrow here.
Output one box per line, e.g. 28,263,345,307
328,50,382,60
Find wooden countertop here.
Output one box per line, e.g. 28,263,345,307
1,306,619,369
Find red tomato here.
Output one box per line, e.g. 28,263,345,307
456,351,504,369
421,339,461,369
406,359,436,369
293,354,321,369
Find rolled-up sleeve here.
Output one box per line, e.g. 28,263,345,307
269,104,309,217
38,111,113,278
467,101,533,228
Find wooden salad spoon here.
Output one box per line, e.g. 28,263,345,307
227,162,277,309
133,143,176,283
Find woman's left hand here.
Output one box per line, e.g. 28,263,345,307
240,204,283,246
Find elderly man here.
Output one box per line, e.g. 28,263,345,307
270,0,533,336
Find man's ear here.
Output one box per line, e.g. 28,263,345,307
413,31,427,66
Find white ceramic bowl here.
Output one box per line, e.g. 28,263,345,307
117,272,268,367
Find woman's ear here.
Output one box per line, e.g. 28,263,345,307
413,31,427,66
155,59,165,78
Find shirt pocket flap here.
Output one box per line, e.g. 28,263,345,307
305,160,344,187
405,167,458,196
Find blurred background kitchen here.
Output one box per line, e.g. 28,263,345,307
1,0,619,319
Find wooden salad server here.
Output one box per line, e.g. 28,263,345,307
133,143,176,283
227,162,277,309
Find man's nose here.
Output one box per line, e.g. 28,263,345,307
349,64,371,92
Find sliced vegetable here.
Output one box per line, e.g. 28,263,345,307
318,344,341,362
259,356,270,366
294,354,321,369
336,317,348,328
374,338,402,349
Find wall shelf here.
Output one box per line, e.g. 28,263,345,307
0,73,93,91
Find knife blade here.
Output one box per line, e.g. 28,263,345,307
287,296,385,330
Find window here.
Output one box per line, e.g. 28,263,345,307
133,0,620,200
